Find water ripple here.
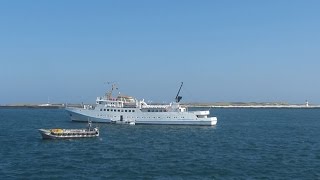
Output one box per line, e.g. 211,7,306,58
0,108,320,179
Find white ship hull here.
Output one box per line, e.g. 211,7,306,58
67,108,112,123
66,107,217,126
135,118,217,126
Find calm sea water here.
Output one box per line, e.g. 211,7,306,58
0,108,319,179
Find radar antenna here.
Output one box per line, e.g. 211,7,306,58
175,82,183,103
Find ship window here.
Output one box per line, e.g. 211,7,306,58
118,110,120,112
121,110,124,112
104,109,106,111
132,110,135,112
148,110,150,112
152,110,154,112
107,109,109,111
99,102,102,104
125,110,127,112
129,110,131,112
100,109,102,111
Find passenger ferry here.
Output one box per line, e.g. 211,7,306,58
39,121,99,139
66,83,217,126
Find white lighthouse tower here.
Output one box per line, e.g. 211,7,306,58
305,100,309,107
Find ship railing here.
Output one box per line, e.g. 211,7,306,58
142,105,169,108
83,105,94,110
191,110,210,115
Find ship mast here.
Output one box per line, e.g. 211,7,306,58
175,82,183,103
106,83,118,100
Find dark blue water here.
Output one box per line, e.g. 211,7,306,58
0,108,319,179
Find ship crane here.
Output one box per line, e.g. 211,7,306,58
175,82,183,103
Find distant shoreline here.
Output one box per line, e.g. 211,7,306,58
0,105,63,109
1,103,319,109
186,105,320,109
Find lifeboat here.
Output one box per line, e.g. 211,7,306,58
39,122,99,139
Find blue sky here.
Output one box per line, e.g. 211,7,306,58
1,0,320,104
